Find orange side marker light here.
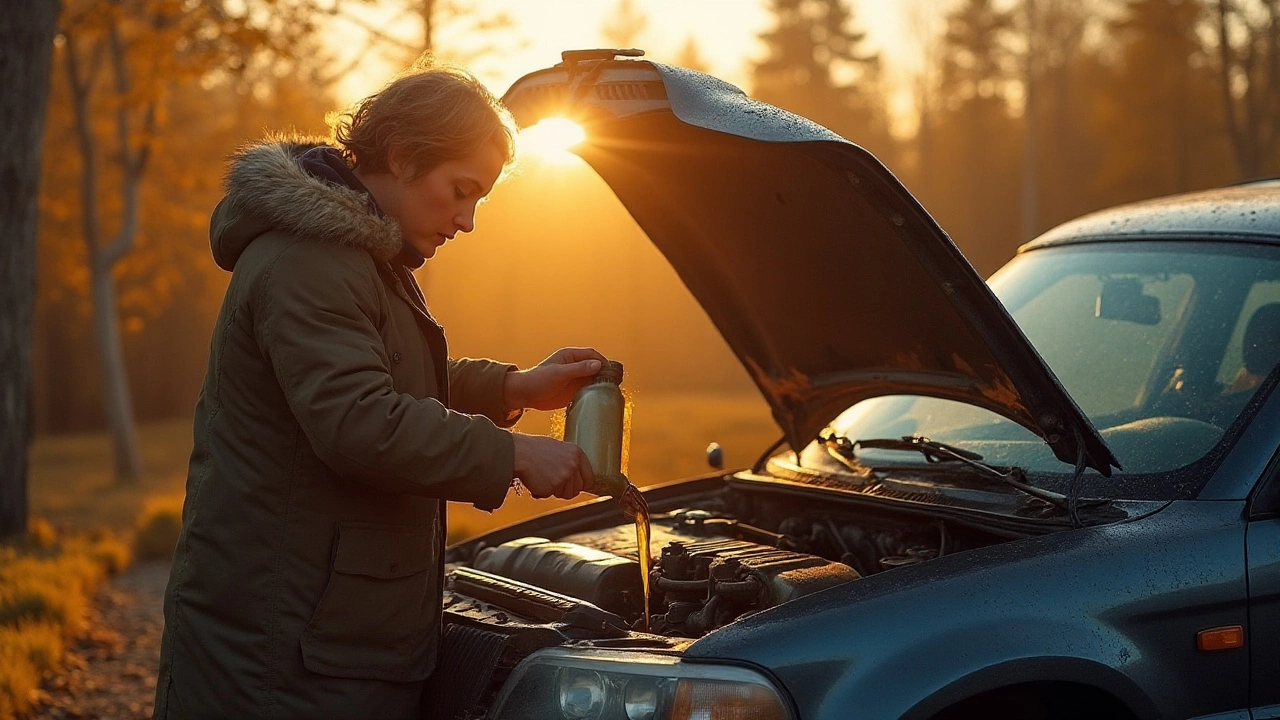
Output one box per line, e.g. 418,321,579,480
1197,625,1244,651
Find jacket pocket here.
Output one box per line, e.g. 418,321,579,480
301,522,437,682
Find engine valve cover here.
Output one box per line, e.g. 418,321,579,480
472,537,642,615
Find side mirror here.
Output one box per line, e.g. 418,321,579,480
706,442,724,470
1096,277,1160,325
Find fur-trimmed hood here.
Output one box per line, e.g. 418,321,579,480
211,139,403,270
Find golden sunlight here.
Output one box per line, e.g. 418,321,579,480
518,118,587,165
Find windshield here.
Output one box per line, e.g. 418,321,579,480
825,241,1280,498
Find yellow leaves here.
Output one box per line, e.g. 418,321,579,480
0,620,62,720
0,523,131,720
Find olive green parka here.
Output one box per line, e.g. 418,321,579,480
154,140,517,720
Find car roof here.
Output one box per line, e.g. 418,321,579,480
1020,179,1280,253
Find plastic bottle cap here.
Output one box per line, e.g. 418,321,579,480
595,360,624,384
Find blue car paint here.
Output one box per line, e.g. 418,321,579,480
685,500,1250,719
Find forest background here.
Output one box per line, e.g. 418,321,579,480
17,0,1280,534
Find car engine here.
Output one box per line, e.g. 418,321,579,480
460,505,956,638
428,486,1013,720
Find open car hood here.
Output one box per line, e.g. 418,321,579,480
503,51,1118,475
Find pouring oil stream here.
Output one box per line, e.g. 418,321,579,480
560,361,651,631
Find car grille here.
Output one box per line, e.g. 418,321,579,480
421,623,507,720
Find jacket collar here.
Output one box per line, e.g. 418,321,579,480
212,138,405,270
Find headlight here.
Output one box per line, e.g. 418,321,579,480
490,648,794,720
559,669,607,719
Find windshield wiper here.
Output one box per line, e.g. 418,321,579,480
820,433,1074,511
854,435,986,462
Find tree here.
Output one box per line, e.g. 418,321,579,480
1091,0,1231,203
602,0,648,49
1019,0,1111,232
1021,0,1041,238
1212,0,1280,180
53,0,325,481
902,0,948,199
752,0,895,164
61,2,155,481
940,0,1018,107
33,16,336,434
919,0,1024,273
675,36,711,73
421,0,517,55
0,0,60,538
345,1,521,77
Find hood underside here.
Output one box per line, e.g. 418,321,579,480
502,53,1118,475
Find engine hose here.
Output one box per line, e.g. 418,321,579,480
656,576,759,597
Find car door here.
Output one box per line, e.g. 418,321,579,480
1248,450,1280,717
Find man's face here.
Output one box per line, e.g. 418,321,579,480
388,143,505,259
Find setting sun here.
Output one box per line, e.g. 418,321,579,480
518,117,587,164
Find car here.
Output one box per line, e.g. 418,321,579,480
423,50,1280,720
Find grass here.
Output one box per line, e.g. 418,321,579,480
0,527,131,720
6,418,187,719
0,620,62,720
29,419,193,533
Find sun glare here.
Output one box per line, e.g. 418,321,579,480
519,118,587,165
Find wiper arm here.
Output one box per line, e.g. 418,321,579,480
854,435,985,462
821,433,1073,510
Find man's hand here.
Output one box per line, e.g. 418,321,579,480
512,433,594,500
503,347,608,412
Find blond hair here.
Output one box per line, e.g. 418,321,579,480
330,61,516,180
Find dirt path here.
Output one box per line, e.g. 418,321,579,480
31,561,170,720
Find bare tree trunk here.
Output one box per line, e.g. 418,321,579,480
904,0,942,202
1216,0,1262,180
0,0,60,538
91,263,141,480
422,0,434,51
65,20,147,483
1021,0,1039,240
1174,43,1191,192
1262,0,1279,165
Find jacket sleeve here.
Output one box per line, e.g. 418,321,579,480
448,358,523,428
253,240,513,511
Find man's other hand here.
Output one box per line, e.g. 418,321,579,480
511,433,594,500
503,347,608,412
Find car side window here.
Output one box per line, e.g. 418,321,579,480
1216,281,1280,391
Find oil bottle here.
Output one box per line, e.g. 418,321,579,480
563,360,628,498
563,360,653,630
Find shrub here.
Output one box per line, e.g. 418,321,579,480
84,533,132,575
25,519,56,551
0,553,100,636
0,620,63,720
0,529,123,720
133,495,184,562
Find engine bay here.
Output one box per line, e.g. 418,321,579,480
446,480,1013,639
424,479,1034,719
